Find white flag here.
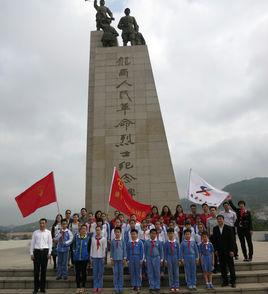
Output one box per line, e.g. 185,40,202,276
187,169,229,207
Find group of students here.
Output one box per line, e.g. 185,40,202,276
30,197,254,294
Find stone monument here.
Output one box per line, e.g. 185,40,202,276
85,2,179,212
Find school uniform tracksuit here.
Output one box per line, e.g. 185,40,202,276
199,242,214,273
180,239,199,288
72,234,91,288
90,236,107,289
126,239,144,288
164,240,180,289
110,238,127,293
55,229,73,278
144,239,163,291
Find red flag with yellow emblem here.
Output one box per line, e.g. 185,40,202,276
15,172,57,217
109,167,152,221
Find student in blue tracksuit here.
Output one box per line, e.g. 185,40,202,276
199,232,215,289
180,229,199,290
164,228,180,292
55,218,73,280
110,227,127,293
126,229,144,293
90,226,107,293
144,228,164,293
124,219,138,244
72,224,91,293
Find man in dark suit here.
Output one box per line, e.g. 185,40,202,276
213,215,236,288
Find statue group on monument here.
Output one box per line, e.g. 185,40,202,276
86,0,146,47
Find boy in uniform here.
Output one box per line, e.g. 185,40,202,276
164,228,180,292
110,227,127,293
55,219,73,280
126,229,144,293
144,229,164,293
90,226,107,293
180,229,199,290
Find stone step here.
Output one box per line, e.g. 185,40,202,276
0,261,267,277
1,270,268,289
0,283,267,294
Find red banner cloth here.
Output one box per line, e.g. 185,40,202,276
15,172,57,217
109,168,152,222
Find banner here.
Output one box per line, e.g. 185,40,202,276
109,167,152,221
187,169,229,207
15,172,57,217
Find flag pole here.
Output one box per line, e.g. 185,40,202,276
52,172,60,214
186,168,192,199
106,167,116,215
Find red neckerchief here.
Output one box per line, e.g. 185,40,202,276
187,240,191,251
96,237,101,250
170,241,175,254
115,239,120,248
60,230,66,242
150,240,155,256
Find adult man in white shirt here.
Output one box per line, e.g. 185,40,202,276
30,218,52,294
220,201,239,259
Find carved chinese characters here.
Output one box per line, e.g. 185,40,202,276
115,56,136,197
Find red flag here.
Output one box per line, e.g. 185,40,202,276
109,167,152,222
15,172,57,218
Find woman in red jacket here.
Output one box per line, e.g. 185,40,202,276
174,204,187,242
160,205,173,225
151,206,160,224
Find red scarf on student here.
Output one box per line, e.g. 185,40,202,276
150,240,155,256
96,237,101,250
187,240,191,251
115,239,120,248
170,241,174,254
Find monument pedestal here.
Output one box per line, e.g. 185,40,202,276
86,31,179,212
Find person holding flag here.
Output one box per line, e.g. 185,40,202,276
109,167,152,222
187,169,229,208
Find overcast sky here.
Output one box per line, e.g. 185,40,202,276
1,0,268,226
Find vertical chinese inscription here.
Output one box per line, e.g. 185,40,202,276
115,56,136,197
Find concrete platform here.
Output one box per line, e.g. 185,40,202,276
0,240,268,293
0,283,267,293
0,240,267,269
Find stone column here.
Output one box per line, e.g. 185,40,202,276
85,31,179,213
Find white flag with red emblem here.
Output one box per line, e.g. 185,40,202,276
187,169,229,207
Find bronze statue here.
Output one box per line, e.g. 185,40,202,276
135,29,146,45
93,0,114,31
101,21,119,47
118,8,139,46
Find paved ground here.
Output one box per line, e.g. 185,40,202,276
0,240,267,269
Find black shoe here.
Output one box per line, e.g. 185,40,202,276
56,276,62,280
32,291,38,294
40,290,46,293
221,282,228,287
212,269,218,274
231,283,236,288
